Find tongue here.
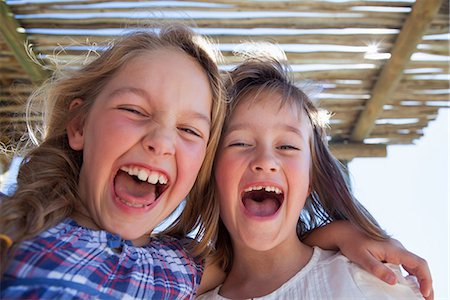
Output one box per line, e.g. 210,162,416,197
115,170,157,203
243,197,279,217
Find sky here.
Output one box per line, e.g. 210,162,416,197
349,108,449,299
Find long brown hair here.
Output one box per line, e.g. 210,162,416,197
0,23,225,274
212,57,387,272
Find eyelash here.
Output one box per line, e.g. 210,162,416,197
278,145,300,151
119,107,147,117
229,142,250,147
179,127,201,138
229,143,299,151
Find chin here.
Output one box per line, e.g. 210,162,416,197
246,242,278,252
241,233,280,252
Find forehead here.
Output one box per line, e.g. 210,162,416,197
226,89,313,135
233,89,306,121
109,49,211,97
117,48,204,81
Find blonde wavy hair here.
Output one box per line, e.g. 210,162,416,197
211,57,388,272
0,23,225,274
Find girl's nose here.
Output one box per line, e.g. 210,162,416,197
250,149,279,173
142,127,176,156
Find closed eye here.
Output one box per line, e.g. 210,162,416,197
229,142,251,147
278,145,300,150
118,106,148,117
179,127,202,138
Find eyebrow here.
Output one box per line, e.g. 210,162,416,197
226,122,306,139
109,87,148,100
109,87,211,125
281,124,305,139
184,111,211,126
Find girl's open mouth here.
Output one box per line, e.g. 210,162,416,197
114,166,169,208
241,186,283,217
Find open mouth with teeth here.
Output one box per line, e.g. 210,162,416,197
241,186,284,217
113,166,169,209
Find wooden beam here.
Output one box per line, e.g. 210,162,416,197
350,0,443,142
330,143,387,161
0,1,48,82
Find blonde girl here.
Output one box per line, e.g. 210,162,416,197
0,23,224,299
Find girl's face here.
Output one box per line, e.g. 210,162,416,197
215,91,312,252
67,49,212,241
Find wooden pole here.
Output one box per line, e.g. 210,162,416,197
0,1,48,82
330,143,387,160
350,0,444,142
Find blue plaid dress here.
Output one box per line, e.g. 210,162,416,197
1,219,203,299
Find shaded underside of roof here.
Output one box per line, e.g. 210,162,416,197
1,0,449,165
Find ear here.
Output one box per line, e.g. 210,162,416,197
66,98,85,151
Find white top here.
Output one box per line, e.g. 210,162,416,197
198,247,423,300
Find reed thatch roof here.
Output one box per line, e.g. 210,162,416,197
1,0,449,169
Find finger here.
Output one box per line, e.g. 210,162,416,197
401,257,432,298
415,273,433,299
358,252,398,285
424,287,434,300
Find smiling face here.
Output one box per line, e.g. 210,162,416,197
67,49,212,241
215,90,312,251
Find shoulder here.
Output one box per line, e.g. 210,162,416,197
290,247,423,299
148,235,205,274
350,263,424,299
149,235,197,258
17,219,80,246
317,248,423,299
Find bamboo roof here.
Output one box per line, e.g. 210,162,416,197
0,0,449,166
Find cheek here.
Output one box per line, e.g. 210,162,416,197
86,124,128,165
87,114,131,150
103,118,140,142
287,158,311,187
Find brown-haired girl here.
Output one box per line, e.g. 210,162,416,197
199,57,429,299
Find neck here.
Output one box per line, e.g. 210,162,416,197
71,208,100,230
220,237,313,299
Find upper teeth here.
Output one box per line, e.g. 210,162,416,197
244,185,282,194
120,166,168,185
